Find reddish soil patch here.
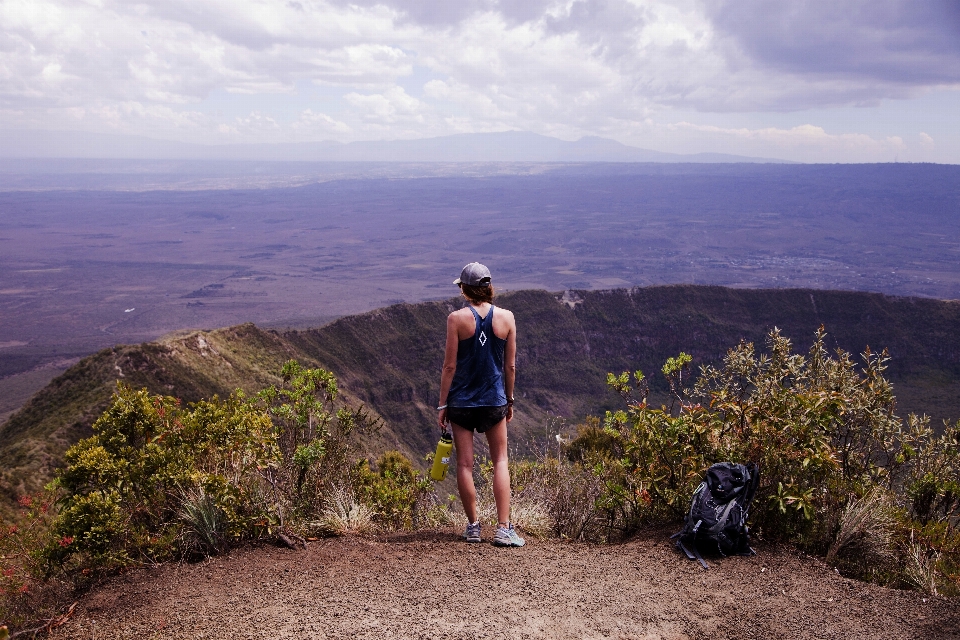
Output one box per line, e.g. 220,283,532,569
53,529,958,640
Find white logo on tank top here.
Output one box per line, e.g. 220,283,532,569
479,330,487,346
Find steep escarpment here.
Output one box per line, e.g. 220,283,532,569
3,285,960,512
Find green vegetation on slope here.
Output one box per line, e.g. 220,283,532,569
0,325,326,511
3,286,960,516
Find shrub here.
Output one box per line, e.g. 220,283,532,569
902,416,960,525
49,385,277,570
586,329,905,544
48,360,383,573
555,328,960,591
0,492,64,631
255,361,381,525
352,451,431,530
904,519,960,595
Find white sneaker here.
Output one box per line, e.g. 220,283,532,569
492,524,525,547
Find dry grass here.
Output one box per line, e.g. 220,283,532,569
311,487,376,536
411,492,458,529
509,498,552,539
904,543,941,596
525,459,607,541
826,488,897,567
445,496,497,529
440,467,550,536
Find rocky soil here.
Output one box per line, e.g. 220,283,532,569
51,528,959,640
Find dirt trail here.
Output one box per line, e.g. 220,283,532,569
53,529,958,640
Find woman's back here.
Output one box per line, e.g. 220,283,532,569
449,301,513,341
448,304,508,408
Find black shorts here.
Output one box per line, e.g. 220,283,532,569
447,405,509,433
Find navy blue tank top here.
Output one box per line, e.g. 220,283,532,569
448,305,507,408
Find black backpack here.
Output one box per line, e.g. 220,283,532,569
671,462,760,568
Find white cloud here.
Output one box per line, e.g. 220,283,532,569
0,0,956,158
86,101,211,131
292,109,352,134
344,86,424,125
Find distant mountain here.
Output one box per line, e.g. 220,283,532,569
2,285,959,514
0,129,789,163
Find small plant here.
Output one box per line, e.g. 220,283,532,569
826,488,897,575
904,543,941,596
177,488,228,557
311,487,375,536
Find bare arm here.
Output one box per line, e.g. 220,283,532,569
503,310,517,423
437,312,461,430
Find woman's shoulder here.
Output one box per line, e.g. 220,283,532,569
493,306,515,329
447,306,474,326
448,306,473,318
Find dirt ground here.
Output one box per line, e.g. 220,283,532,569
51,528,959,640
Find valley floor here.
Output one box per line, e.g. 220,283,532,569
53,529,957,640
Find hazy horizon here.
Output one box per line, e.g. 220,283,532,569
0,130,794,163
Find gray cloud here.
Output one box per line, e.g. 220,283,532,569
545,0,648,57
326,0,559,27
706,0,960,85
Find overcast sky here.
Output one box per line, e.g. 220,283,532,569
2,0,958,162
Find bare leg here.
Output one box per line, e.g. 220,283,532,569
484,419,511,527
451,423,477,523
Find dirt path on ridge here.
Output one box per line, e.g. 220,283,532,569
52,528,959,640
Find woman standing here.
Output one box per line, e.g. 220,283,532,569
437,262,524,547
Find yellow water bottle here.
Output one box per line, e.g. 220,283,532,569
430,432,454,481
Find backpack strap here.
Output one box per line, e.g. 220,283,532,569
676,538,709,569
708,499,739,535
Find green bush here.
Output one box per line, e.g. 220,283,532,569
50,385,277,569
561,328,960,591
353,451,431,530
47,360,383,572
255,361,381,524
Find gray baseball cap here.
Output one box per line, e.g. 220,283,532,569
454,262,492,287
